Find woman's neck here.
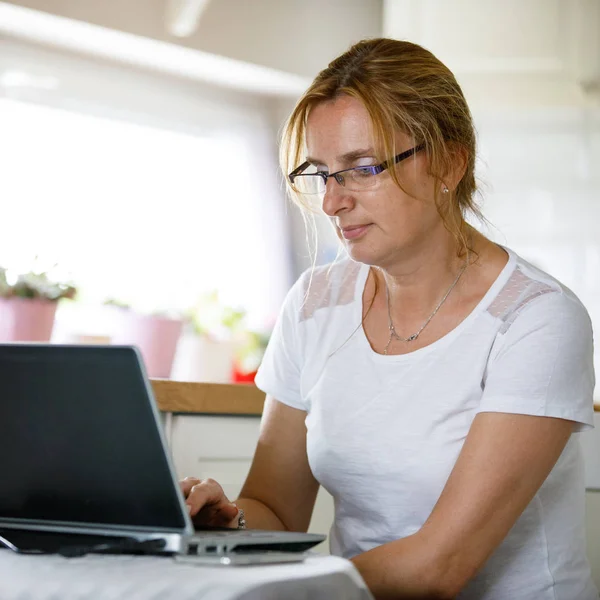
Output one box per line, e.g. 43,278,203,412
375,230,475,317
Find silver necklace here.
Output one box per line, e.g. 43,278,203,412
384,258,469,355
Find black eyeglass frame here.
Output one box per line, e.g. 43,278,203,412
288,143,426,190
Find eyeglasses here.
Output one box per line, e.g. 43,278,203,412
288,143,425,196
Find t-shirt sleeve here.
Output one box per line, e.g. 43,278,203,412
254,271,309,411
478,291,595,432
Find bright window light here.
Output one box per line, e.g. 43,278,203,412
0,97,278,332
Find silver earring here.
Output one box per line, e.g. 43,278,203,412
442,186,449,194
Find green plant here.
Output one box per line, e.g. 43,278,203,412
0,266,76,301
186,291,246,339
102,297,132,310
234,329,271,374
102,297,184,321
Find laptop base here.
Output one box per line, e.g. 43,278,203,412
0,528,167,556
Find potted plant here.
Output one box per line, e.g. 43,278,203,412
0,265,76,342
105,298,183,379
231,329,271,384
170,291,246,383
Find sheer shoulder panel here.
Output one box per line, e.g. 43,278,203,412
487,266,557,333
300,260,363,322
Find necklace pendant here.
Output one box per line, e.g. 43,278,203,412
384,254,469,351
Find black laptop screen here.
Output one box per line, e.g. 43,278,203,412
0,345,187,531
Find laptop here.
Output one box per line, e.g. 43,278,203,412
0,344,325,558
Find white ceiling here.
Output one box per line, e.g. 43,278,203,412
1,0,383,79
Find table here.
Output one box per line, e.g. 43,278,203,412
0,549,374,600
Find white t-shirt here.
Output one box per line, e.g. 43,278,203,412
254,247,598,600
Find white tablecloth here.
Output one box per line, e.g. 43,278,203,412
0,549,374,600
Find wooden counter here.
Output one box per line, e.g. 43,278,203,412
151,379,600,416
151,379,265,416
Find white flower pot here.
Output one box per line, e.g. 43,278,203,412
170,333,234,383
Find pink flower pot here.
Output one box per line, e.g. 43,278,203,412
0,297,58,342
111,311,183,378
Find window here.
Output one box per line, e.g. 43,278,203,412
0,96,291,335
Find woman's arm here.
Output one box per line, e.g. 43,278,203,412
183,395,319,531
235,394,320,531
350,411,573,599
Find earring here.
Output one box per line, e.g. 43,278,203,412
442,186,449,194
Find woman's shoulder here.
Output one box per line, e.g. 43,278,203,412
490,247,591,332
292,257,366,322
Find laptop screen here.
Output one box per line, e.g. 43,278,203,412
0,344,187,532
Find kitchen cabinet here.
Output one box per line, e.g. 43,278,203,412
383,0,600,108
586,491,600,588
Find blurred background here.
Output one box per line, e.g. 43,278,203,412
1,0,600,576
0,0,599,389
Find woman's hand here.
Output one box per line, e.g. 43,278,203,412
179,477,241,528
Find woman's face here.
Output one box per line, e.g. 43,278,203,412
305,95,445,269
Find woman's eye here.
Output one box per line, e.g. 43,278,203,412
354,167,375,178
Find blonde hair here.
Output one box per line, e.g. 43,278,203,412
280,37,484,258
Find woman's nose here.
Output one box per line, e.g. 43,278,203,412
321,178,353,217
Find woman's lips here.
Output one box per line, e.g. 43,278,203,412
340,224,371,240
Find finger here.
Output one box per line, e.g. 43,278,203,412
179,477,201,497
188,497,237,523
187,489,236,520
208,502,240,523
193,504,240,528
185,479,233,517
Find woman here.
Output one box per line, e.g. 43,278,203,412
182,39,597,599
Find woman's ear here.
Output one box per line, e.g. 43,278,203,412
443,143,469,193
